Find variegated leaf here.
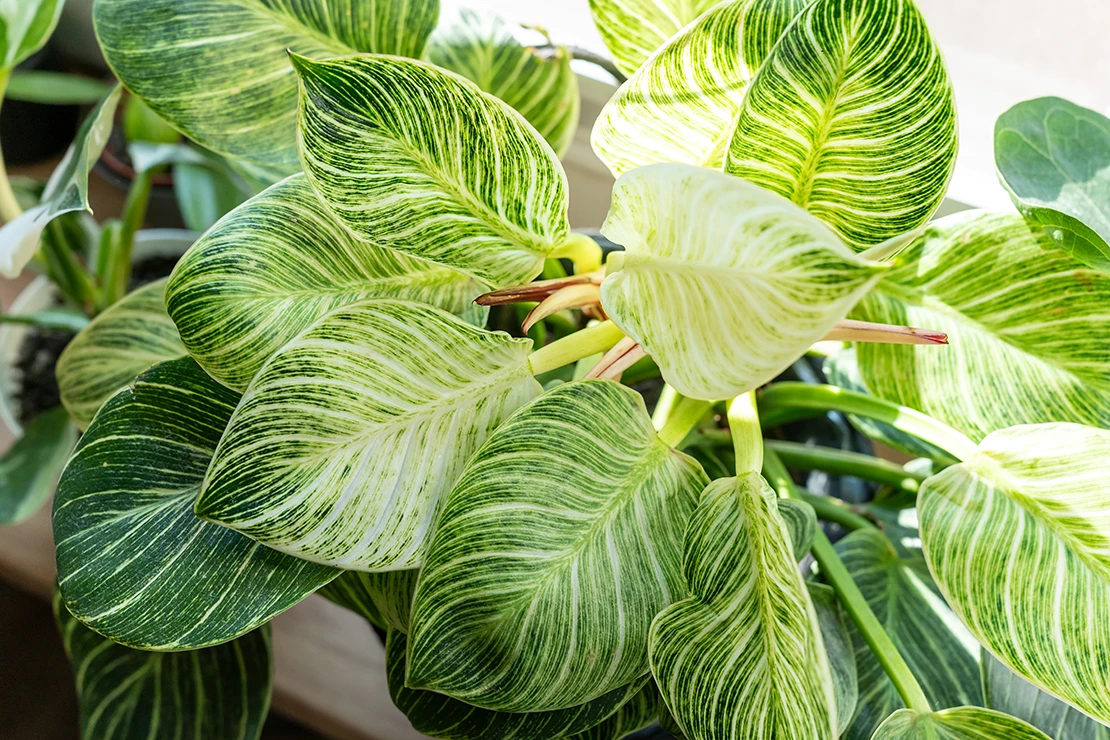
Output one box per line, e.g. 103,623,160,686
387,630,647,740
650,474,838,739
919,423,1110,725
57,278,187,429
0,0,63,70
166,174,487,391
54,358,337,650
319,569,418,634
296,54,570,288
600,164,885,401
809,583,858,737
318,572,386,630
588,0,724,76
834,529,981,740
54,593,273,740
409,380,707,711
0,407,76,524
197,299,542,571
982,650,1110,740
94,0,438,164
725,0,958,249
591,0,806,177
871,707,1051,740
565,683,661,740
428,9,580,157
782,498,818,561
851,211,1110,442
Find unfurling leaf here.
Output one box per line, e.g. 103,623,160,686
409,380,707,711
726,0,958,249
166,175,487,391
650,474,838,740
600,164,885,401
54,358,337,650
57,278,187,429
0,407,76,524
588,0,727,75
295,54,571,288
871,707,1050,740
197,300,541,571
94,0,439,163
919,423,1110,725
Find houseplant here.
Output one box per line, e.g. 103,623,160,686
15,0,1110,738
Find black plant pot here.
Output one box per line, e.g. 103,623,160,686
0,46,81,166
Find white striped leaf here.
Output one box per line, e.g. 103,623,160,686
197,299,542,571
588,0,725,76
782,498,817,560
94,0,438,164
296,54,570,289
565,683,661,740
871,707,1051,740
600,164,885,401
54,593,273,740
54,358,337,650
0,407,76,524
319,569,419,634
166,174,487,391
982,650,1110,740
851,211,1110,442
996,97,1110,273
650,474,838,740
725,0,958,249
317,573,386,630
591,0,806,177
833,529,981,740
918,423,1110,726
428,9,580,157
408,379,708,711
809,582,858,737
387,631,648,740
0,0,63,70
57,278,187,429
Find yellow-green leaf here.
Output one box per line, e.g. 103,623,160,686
0,0,63,70
872,707,1050,740
588,0,724,76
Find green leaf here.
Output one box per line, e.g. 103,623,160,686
295,54,571,289
123,95,181,145
833,528,981,740
319,569,418,634
0,308,90,332
6,70,111,105
0,407,76,524
872,707,1050,740
564,683,661,740
600,164,885,401
408,380,707,712
996,97,1110,273
851,210,1110,442
197,299,542,571
56,278,187,429
0,0,63,70
781,498,817,561
174,162,248,233
808,583,858,737
650,474,838,739
588,0,725,76
167,174,487,390
919,423,1110,726
54,592,273,740
387,630,647,740
725,0,958,249
54,358,337,650
0,85,121,277
982,650,1110,740
94,0,439,164
428,9,580,158
318,572,386,630
591,0,806,177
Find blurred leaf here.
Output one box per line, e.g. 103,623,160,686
0,407,76,524
6,70,111,104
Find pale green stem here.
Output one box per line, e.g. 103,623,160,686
550,232,602,275
763,447,932,714
766,439,925,495
528,321,624,375
651,384,680,430
657,395,712,449
794,490,875,532
0,70,24,223
727,392,762,474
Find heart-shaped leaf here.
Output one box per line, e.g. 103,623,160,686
57,277,187,429
54,358,337,650
650,474,838,740
295,54,571,288
0,0,64,70
588,0,726,75
809,583,859,737
851,210,1110,442
166,174,487,390
996,97,1110,273
54,592,273,740
197,299,542,571
591,0,806,177
428,9,580,158
319,569,418,634
408,380,707,712
600,164,885,401
919,423,1110,725
725,0,957,249
94,0,438,163
0,407,76,524
871,707,1050,740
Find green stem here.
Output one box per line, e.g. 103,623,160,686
760,382,977,462
528,320,624,376
652,384,680,430
658,395,712,449
99,169,153,307
795,490,875,531
763,448,932,714
0,70,24,223
41,219,98,312
727,392,761,474
766,439,925,495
